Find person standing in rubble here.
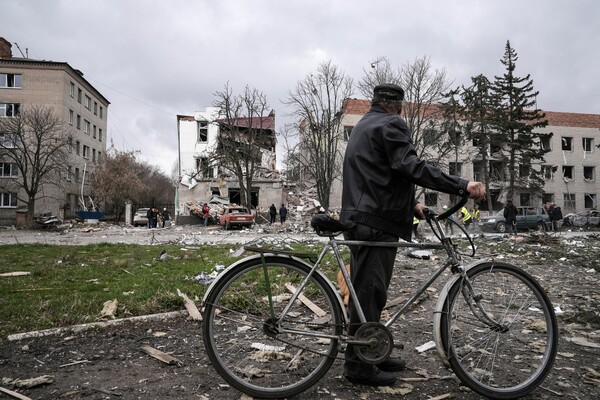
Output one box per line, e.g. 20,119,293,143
279,204,288,224
161,208,171,228
503,199,518,235
340,83,486,387
202,203,210,227
269,203,277,224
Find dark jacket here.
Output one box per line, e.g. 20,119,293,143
503,203,518,222
340,105,468,238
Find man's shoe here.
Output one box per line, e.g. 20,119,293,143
377,357,407,372
345,368,397,387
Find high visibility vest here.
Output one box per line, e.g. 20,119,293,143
460,207,472,222
472,209,480,220
413,217,419,225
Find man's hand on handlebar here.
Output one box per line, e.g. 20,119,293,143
467,181,486,202
414,203,427,220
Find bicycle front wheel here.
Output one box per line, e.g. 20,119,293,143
202,255,344,399
440,262,558,399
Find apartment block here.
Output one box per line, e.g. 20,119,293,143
0,37,109,225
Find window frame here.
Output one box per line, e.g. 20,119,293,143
0,162,18,177
0,73,22,88
561,136,573,151
0,192,17,208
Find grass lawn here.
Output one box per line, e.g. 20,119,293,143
0,243,244,337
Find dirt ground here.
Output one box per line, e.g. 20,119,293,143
1,227,600,399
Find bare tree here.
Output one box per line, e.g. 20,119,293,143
211,83,275,210
283,60,353,210
360,56,455,195
0,105,71,225
89,148,147,222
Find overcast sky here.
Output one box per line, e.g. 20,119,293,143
2,0,598,175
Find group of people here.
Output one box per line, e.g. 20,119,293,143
268,203,288,224
146,207,170,229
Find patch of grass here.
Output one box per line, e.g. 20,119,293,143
0,243,243,337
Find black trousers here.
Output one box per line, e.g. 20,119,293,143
343,223,402,377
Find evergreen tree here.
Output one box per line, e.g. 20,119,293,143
491,41,551,203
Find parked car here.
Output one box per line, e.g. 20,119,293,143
480,206,551,233
219,206,254,230
133,208,150,227
561,210,600,227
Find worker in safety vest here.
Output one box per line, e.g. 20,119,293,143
460,206,472,231
412,217,420,241
470,204,480,231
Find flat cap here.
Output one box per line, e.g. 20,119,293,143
373,83,405,101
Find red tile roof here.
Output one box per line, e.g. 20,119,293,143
342,98,600,129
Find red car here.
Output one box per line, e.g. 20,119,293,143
219,206,255,230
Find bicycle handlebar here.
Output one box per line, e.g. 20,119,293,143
425,195,469,222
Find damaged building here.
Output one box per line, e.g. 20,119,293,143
176,107,285,223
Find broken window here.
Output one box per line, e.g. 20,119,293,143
197,121,208,142
489,161,504,181
540,135,551,151
195,157,213,179
564,193,576,210
343,125,353,141
584,166,595,181
542,193,554,205
562,165,574,180
583,137,594,152
449,162,462,176
541,165,555,180
561,137,573,151
424,192,438,207
585,194,597,209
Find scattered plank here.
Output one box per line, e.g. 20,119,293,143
3,375,54,388
0,386,33,400
176,289,202,321
427,394,453,400
140,344,183,367
59,360,90,368
0,271,30,277
285,283,326,317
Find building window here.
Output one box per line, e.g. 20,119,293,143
561,137,573,151
94,102,98,115
77,88,82,103
92,149,96,162
66,165,72,182
0,103,20,117
519,193,531,206
542,193,554,205
84,95,91,109
0,162,18,177
519,164,530,178
83,145,90,159
76,115,81,129
0,133,18,148
97,151,102,162
0,73,22,88
69,110,74,125
0,192,17,207
541,165,555,180
93,125,97,139
84,120,90,134
424,192,438,207
75,167,80,183
585,193,597,209
343,125,353,141
584,166,595,181
75,140,80,156
99,106,103,119
489,161,504,181
540,135,551,151
98,128,102,142
562,166,574,180
70,82,75,97
449,162,462,176
564,193,576,210
583,137,594,153
197,121,208,142
195,157,213,178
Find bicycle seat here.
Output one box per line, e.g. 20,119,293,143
311,215,352,236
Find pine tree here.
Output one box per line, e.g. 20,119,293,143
491,41,551,203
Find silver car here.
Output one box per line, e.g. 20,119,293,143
133,208,150,227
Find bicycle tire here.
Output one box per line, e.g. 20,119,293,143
202,255,344,399
440,262,558,399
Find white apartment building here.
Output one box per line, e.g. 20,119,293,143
0,37,109,226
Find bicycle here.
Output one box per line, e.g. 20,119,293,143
201,197,558,399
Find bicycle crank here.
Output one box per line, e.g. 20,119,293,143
350,322,394,364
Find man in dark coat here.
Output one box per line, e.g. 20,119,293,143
279,204,288,224
340,83,486,387
269,204,277,224
503,199,518,235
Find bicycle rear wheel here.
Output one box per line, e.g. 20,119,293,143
202,255,344,399
440,262,558,399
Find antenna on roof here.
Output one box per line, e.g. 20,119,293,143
14,42,28,58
